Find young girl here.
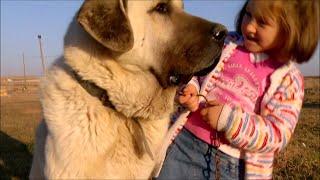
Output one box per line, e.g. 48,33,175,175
155,0,319,179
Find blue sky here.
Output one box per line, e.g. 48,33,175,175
1,0,319,77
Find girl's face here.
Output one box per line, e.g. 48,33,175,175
241,1,282,56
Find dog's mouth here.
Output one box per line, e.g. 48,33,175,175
168,52,221,86
194,54,220,76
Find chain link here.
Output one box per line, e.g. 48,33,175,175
214,131,221,180
179,91,222,179
199,93,221,180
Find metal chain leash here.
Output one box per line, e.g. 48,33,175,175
178,91,222,179
203,131,221,180
214,131,221,180
199,93,221,180
203,145,213,179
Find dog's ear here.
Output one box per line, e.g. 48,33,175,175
77,0,134,52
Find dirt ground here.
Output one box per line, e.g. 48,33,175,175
0,76,319,179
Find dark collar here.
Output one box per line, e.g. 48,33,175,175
72,71,115,109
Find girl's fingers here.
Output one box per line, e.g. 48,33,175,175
189,101,199,112
178,94,190,104
179,94,195,105
206,100,221,106
183,85,197,96
200,108,208,121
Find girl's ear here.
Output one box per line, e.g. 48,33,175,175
77,0,134,53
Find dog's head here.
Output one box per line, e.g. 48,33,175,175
77,0,227,87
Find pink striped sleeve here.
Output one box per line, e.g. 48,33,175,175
218,71,304,153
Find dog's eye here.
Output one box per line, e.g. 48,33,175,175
155,3,169,14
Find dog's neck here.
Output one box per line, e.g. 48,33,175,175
71,69,155,160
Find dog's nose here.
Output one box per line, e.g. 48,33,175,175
211,25,228,42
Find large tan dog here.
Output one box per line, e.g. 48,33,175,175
29,0,226,179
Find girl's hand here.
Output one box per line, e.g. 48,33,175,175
178,84,199,112
200,100,224,130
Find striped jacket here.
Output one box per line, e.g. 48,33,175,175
155,36,304,179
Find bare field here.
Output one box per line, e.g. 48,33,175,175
304,77,320,105
0,76,319,179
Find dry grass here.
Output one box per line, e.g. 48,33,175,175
0,76,319,179
1,92,41,179
304,77,320,105
273,107,320,179
273,77,320,179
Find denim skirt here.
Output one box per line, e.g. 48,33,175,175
157,128,244,180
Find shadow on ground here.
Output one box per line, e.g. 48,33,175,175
0,131,32,180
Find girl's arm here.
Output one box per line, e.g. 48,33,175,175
218,71,304,153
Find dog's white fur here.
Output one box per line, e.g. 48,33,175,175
30,0,224,179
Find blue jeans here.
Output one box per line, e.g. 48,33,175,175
157,128,244,180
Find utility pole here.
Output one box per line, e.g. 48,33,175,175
37,35,46,75
22,52,27,90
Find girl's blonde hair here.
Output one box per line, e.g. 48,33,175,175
235,0,319,63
